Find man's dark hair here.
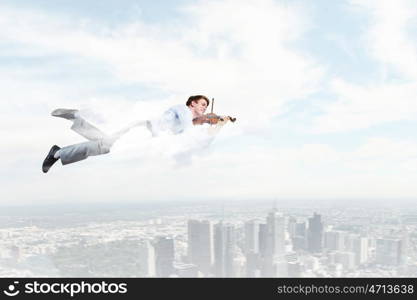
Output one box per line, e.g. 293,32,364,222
186,95,210,107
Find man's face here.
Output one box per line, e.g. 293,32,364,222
191,99,208,117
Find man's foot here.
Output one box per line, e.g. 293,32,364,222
42,145,61,173
51,108,78,120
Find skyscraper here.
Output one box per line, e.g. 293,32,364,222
154,236,175,277
287,217,297,238
258,223,267,258
244,220,259,254
214,222,236,277
265,210,285,257
292,221,307,251
307,213,323,253
261,210,286,277
245,251,259,277
137,239,156,277
376,238,402,266
187,220,213,274
324,231,346,251
351,235,368,265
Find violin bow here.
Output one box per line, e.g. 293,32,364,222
209,97,236,125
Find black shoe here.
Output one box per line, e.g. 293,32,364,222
51,108,78,120
42,145,61,173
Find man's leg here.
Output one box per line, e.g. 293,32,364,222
43,109,151,173
52,108,110,141
71,117,110,141
58,139,112,165
42,139,113,173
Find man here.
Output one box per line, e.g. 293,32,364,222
42,95,210,173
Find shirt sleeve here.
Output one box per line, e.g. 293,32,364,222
148,105,192,136
166,105,193,134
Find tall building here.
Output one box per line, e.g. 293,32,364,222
154,236,175,277
292,221,307,251
295,221,307,237
324,231,346,251
137,239,156,277
244,220,259,254
214,222,236,277
258,223,267,258
375,238,403,266
245,251,259,277
187,220,213,274
307,213,323,253
287,217,297,238
265,210,285,257
261,210,286,277
351,236,368,265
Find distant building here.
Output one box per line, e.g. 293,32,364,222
292,235,307,251
245,251,259,277
351,236,368,265
307,213,323,253
295,221,307,237
265,210,285,257
187,220,213,275
244,220,259,254
376,238,406,266
261,210,286,277
137,240,156,277
324,231,347,251
214,222,236,277
287,217,297,238
258,223,267,257
154,236,175,277
292,221,307,251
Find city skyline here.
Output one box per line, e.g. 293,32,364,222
1,200,416,278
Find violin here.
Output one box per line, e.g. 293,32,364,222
192,98,236,125
193,113,236,125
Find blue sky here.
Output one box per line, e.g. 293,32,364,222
1,0,416,205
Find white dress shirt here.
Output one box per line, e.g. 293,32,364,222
148,104,194,136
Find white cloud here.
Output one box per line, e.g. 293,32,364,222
1,1,417,204
350,0,417,80
0,0,323,127
311,0,417,133
0,0,326,204
2,135,416,204
311,79,417,132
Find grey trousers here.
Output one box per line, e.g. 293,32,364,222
59,117,114,165
59,117,147,165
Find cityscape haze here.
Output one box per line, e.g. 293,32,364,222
0,200,415,278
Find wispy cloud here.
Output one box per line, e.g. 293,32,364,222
1,0,417,204
311,0,417,133
0,0,323,124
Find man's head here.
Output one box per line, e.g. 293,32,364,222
186,95,209,117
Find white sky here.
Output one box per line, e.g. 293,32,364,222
0,0,416,205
